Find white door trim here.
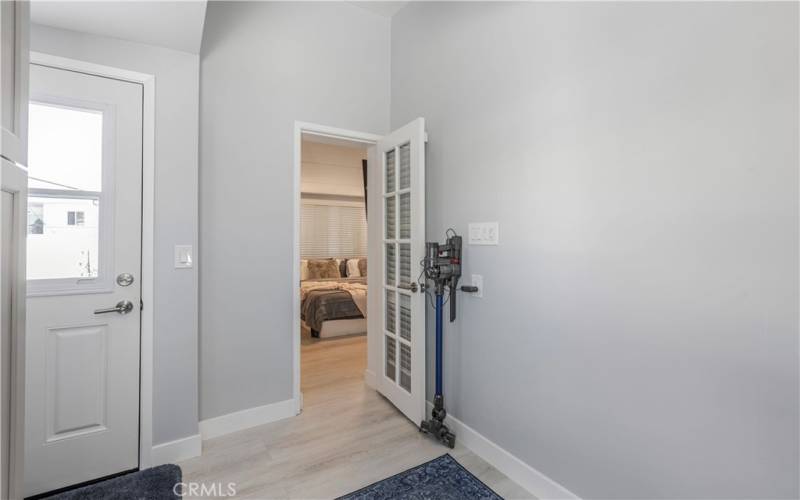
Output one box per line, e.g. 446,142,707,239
292,121,381,413
28,51,157,469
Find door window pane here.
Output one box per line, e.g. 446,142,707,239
27,197,99,280
385,196,396,239
400,343,411,392
399,143,410,190
385,289,396,334
28,103,103,192
385,335,396,382
399,192,410,239
27,203,43,235
385,243,396,286
385,149,395,193
27,102,104,281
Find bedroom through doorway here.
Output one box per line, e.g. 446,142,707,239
297,129,375,406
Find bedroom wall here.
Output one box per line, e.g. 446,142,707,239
300,140,368,260
391,2,799,499
301,140,367,198
199,1,390,420
30,24,200,447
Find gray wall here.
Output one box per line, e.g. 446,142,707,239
30,24,200,445
391,2,799,498
199,1,389,419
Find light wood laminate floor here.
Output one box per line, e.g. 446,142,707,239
181,333,533,499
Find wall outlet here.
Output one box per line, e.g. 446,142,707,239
470,274,483,298
468,222,499,245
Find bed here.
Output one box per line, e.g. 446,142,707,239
300,259,367,339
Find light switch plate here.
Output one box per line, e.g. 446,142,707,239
174,245,193,269
468,222,499,245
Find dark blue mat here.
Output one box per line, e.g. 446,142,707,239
338,454,503,500
44,464,181,500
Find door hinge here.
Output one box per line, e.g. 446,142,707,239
424,132,429,143
140,299,144,311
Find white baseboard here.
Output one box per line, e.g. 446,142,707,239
200,398,297,440
364,369,376,389
428,403,579,499
150,434,202,466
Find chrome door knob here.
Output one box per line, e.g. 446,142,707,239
116,273,135,287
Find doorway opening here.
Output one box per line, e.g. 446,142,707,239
294,124,379,411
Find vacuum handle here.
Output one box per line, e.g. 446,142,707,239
449,286,457,322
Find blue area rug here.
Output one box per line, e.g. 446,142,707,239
338,454,503,500
44,464,181,500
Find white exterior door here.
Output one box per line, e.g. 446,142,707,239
376,118,426,426
24,64,143,497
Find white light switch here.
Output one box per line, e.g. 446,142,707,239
174,245,193,269
468,222,499,245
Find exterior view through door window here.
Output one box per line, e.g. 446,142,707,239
26,102,102,280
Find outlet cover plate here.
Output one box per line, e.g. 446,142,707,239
471,274,483,298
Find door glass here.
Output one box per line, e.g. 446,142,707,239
26,102,104,280
398,143,410,190
383,144,414,392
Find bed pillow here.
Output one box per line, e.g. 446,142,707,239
346,259,361,277
336,259,348,278
358,258,367,277
300,260,309,281
307,259,341,279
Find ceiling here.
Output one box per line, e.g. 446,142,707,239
349,1,409,18
29,1,407,55
30,1,208,54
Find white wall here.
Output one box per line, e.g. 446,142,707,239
391,2,798,499
30,24,200,446
199,1,389,420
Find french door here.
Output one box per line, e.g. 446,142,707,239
24,64,143,497
376,118,426,426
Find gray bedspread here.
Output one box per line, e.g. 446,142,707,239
301,278,366,333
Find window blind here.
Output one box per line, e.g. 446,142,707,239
301,201,367,259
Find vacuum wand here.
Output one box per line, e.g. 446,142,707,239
419,230,476,449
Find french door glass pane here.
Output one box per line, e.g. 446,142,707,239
385,335,396,381
399,143,410,190
385,289,396,334
385,243,396,286
399,192,410,239
399,243,411,284
385,196,396,239
385,149,396,193
399,294,411,342
27,196,99,280
399,343,411,392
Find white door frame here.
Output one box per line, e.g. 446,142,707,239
27,52,157,469
292,121,381,412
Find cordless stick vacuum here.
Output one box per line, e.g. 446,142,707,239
419,230,478,448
